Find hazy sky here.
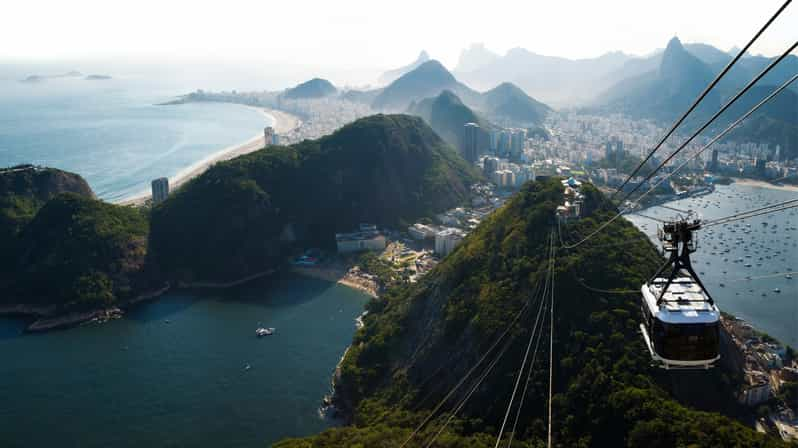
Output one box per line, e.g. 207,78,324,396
3,0,795,79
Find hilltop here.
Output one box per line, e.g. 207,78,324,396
149,114,480,283
407,90,491,156
596,37,720,125
283,77,337,99
0,165,94,262
0,168,150,315
371,60,551,126
595,37,798,158
379,50,431,85
276,179,786,447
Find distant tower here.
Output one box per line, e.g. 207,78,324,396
510,129,526,162
151,177,169,205
264,127,276,146
710,149,719,171
463,123,480,164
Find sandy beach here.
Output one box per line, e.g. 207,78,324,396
117,107,301,206
733,178,798,192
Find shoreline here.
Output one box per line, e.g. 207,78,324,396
291,265,379,298
116,106,301,207
732,177,798,193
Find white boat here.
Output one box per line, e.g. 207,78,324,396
256,327,275,337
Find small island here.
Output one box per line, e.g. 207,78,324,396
84,74,112,80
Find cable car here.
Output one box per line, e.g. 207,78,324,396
639,218,720,369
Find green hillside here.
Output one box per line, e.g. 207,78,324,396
275,179,785,447
408,90,491,155
483,82,551,125
149,114,480,283
2,193,149,309
0,166,95,277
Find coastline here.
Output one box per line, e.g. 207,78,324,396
732,178,798,193
116,106,301,207
291,265,379,299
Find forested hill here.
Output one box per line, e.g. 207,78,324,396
1,167,150,310
275,179,786,447
149,114,480,284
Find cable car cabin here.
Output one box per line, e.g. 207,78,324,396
640,276,720,370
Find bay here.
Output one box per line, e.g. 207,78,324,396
0,274,368,447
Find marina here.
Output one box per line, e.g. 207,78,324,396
628,182,798,348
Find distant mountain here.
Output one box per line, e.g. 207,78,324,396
149,114,480,283
482,82,551,125
374,60,551,126
282,78,337,99
454,45,633,107
454,43,500,73
378,50,431,85
372,60,481,111
595,37,798,151
596,37,720,125
723,86,798,160
408,90,491,155
684,43,732,66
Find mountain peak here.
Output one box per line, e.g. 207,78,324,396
410,60,456,82
416,50,430,62
659,36,709,81
666,36,683,51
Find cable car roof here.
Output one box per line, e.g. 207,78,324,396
642,278,719,324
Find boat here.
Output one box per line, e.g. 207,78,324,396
256,327,275,337
786,274,793,280
773,288,781,293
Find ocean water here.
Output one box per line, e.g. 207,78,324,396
0,274,368,447
627,183,798,347
0,76,271,201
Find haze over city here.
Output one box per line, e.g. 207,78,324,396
3,0,796,86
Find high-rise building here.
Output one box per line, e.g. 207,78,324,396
264,127,279,146
483,156,499,178
151,177,169,204
498,131,511,157
510,129,526,162
463,123,480,163
489,130,501,153
710,149,719,171
435,228,464,257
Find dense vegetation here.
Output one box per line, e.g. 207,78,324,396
149,114,480,283
276,179,785,447
0,165,94,257
1,193,149,309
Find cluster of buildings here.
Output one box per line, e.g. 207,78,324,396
556,177,584,222
722,317,798,441
707,144,797,181
335,223,387,253
462,123,528,164
482,156,537,189
407,183,505,258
